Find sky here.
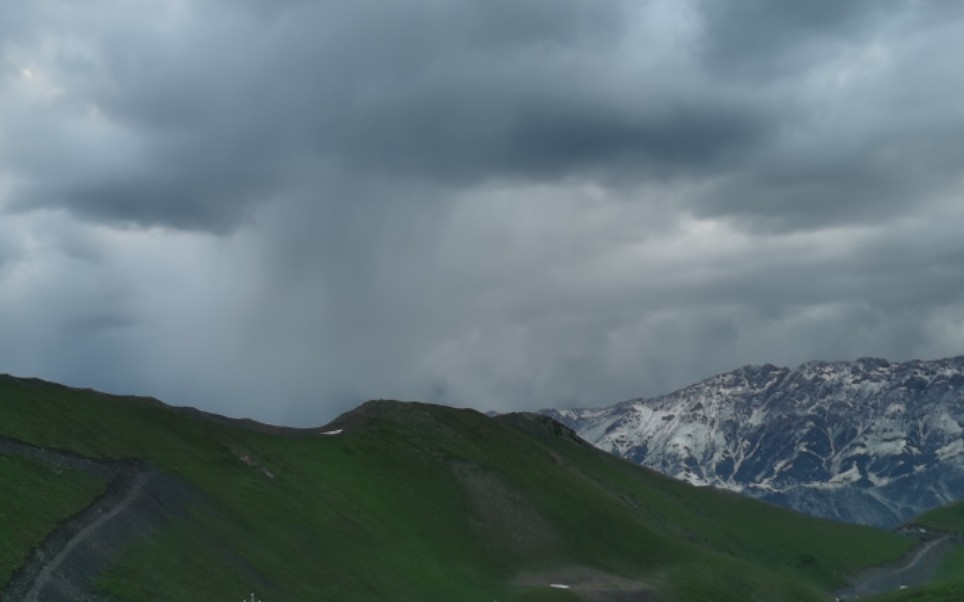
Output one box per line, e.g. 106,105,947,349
2,0,964,425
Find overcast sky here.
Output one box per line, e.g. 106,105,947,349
2,0,964,425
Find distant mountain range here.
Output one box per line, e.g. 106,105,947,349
543,356,964,527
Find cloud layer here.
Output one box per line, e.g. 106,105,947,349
2,0,964,424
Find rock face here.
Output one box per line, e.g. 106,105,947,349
543,357,964,527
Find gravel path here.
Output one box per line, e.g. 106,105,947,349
837,533,958,600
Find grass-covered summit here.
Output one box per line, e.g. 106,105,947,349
0,374,913,600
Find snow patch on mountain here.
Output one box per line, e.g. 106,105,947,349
543,356,964,527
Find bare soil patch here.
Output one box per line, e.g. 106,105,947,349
515,567,660,601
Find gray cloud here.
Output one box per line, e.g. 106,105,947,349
2,0,769,230
695,0,888,76
3,0,642,229
689,2,964,232
2,1,964,424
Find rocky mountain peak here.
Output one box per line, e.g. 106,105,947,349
545,355,964,527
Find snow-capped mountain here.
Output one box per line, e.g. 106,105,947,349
543,356,964,527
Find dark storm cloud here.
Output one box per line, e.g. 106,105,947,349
3,0,964,423
695,0,887,75
1,0,767,230
6,0,958,235
506,96,769,179
687,1,964,232
5,0,963,231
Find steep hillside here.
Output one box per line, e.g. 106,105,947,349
0,374,912,601
545,356,964,527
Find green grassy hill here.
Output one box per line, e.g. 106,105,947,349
0,374,914,601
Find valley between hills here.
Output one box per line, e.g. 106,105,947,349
4,369,964,601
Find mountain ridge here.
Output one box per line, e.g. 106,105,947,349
543,355,964,527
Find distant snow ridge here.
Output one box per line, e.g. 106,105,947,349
543,357,964,528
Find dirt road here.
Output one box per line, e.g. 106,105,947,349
837,533,957,599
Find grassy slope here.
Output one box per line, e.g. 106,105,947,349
0,454,106,585
0,375,912,601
